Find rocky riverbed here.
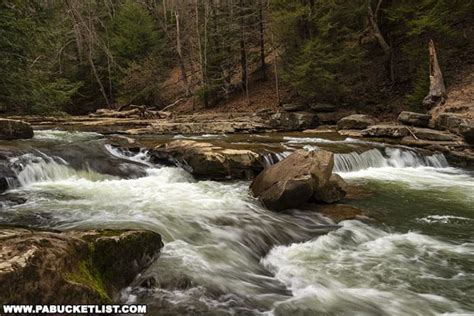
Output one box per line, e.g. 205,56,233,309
0,112,473,313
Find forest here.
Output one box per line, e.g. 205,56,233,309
1,0,473,115
1,1,474,314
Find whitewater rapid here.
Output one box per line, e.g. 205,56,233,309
1,130,473,314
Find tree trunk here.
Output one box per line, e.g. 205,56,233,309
367,0,391,56
267,0,280,105
259,0,266,81
239,0,248,93
175,10,191,96
423,39,446,109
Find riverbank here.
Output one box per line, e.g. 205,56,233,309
6,108,472,167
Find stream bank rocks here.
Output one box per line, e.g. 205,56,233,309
152,140,264,180
361,124,409,138
336,114,377,130
0,119,34,140
250,149,346,211
398,111,431,127
0,227,162,304
270,111,319,131
459,121,474,144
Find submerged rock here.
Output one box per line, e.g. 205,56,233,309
0,193,26,207
152,140,264,180
0,227,162,304
337,114,377,130
302,204,368,223
250,149,346,211
361,124,409,138
0,119,34,140
398,111,431,127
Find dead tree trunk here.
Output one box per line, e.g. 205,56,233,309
423,39,446,108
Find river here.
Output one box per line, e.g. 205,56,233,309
1,129,473,315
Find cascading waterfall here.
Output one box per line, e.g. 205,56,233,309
104,144,153,166
260,146,449,173
9,152,114,187
334,148,449,172
262,151,291,167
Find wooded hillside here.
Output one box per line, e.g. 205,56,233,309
1,0,473,115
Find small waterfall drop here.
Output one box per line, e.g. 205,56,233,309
104,144,152,166
262,151,291,167
334,148,449,173
10,152,113,186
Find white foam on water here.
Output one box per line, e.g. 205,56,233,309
104,144,152,166
262,220,474,315
262,152,291,167
34,130,102,142
283,136,382,148
173,134,228,140
5,133,474,314
10,152,113,186
334,147,449,173
416,215,473,224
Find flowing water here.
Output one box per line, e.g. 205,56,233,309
1,130,473,315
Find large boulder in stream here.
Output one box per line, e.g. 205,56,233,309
151,140,264,180
250,149,346,211
0,119,34,140
311,174,347,204
0,227,163,304
336,114,377,130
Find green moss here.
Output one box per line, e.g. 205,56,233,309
96,229,125,237
64,260,111,303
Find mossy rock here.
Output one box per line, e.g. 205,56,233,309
0,227,163,304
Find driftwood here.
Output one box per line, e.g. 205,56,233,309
161,98,185,112
423,39,446,109
406,127,419,140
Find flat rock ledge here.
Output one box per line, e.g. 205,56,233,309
0,227,163,304
151,140,264,180
361,124,409,138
